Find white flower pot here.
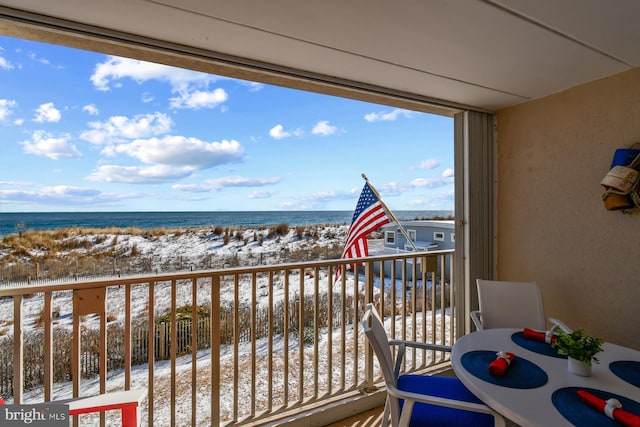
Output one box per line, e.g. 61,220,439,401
568,357,591,376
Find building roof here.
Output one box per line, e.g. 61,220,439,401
382,220,455,230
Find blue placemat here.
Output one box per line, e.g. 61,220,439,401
511,331,567,359
552,386,640,426
460,350,548,389
610,360,640,388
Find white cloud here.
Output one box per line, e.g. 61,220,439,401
269,124,288,139
90,56,229,110
409,178,438,188
442,168,454,178
433,190,455,200
0,184,139,207
245,81,264,92
27,51,56,67
174,176,280,193
207,176,280,189
34,102,61,123
303,190,357,206
364,108,414,122
417,158,440,170
269,124,303,139
169,88,228,110
83,104,99,115
409,176,451,188
248,189,276,199
312,120,337,136
21,130,82,160
375,182,403,197
81,112,173,145
87,164,194,183
111,137,244,169
0,186,95,202
278,201,298,208
42,185,99,198
0,57,13,70
91,56,211,91
0,99,17,121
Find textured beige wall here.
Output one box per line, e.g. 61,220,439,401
496,68,640,350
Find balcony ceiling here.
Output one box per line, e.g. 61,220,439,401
1,0,640,111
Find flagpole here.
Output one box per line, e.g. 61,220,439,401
361,173,419,252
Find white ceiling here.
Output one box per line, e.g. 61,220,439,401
1,0,640,111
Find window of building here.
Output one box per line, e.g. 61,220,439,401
434,231,445,241
385,231,395,244
407,229,416,241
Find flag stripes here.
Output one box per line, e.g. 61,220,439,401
336,182,390,279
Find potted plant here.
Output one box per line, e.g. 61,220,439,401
552,328,604,376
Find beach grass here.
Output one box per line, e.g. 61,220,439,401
0,223,350,282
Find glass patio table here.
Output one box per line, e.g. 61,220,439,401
451,328,640,427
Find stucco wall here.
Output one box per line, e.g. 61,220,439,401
496,68,640,350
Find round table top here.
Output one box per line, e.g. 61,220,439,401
451,328,640,427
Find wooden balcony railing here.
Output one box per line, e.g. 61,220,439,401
0,250,455,426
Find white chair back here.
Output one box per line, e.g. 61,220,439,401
476,279,547,330
361,304,397,388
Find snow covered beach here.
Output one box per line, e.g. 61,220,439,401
0,223,451,426
0,223,354,282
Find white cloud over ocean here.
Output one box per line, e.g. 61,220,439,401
87,164,195,184
174,176,280,192
21,130,82,160
109,137,244,169
81,112,173,145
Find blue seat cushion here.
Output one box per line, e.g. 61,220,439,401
397,374,495,427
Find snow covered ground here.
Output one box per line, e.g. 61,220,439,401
0,226,449,426
17,308,448,426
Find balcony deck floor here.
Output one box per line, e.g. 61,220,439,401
326,406,385,427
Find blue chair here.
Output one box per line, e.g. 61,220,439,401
361,303,505,427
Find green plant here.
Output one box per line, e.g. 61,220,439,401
551,328,604,365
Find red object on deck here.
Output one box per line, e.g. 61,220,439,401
0,390,144,426
65,389,146,427
69,402,139,427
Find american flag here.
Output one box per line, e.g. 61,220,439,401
335,182,390,280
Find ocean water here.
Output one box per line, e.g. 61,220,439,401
0,210,453,237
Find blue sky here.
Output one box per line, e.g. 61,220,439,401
0,35,454,213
